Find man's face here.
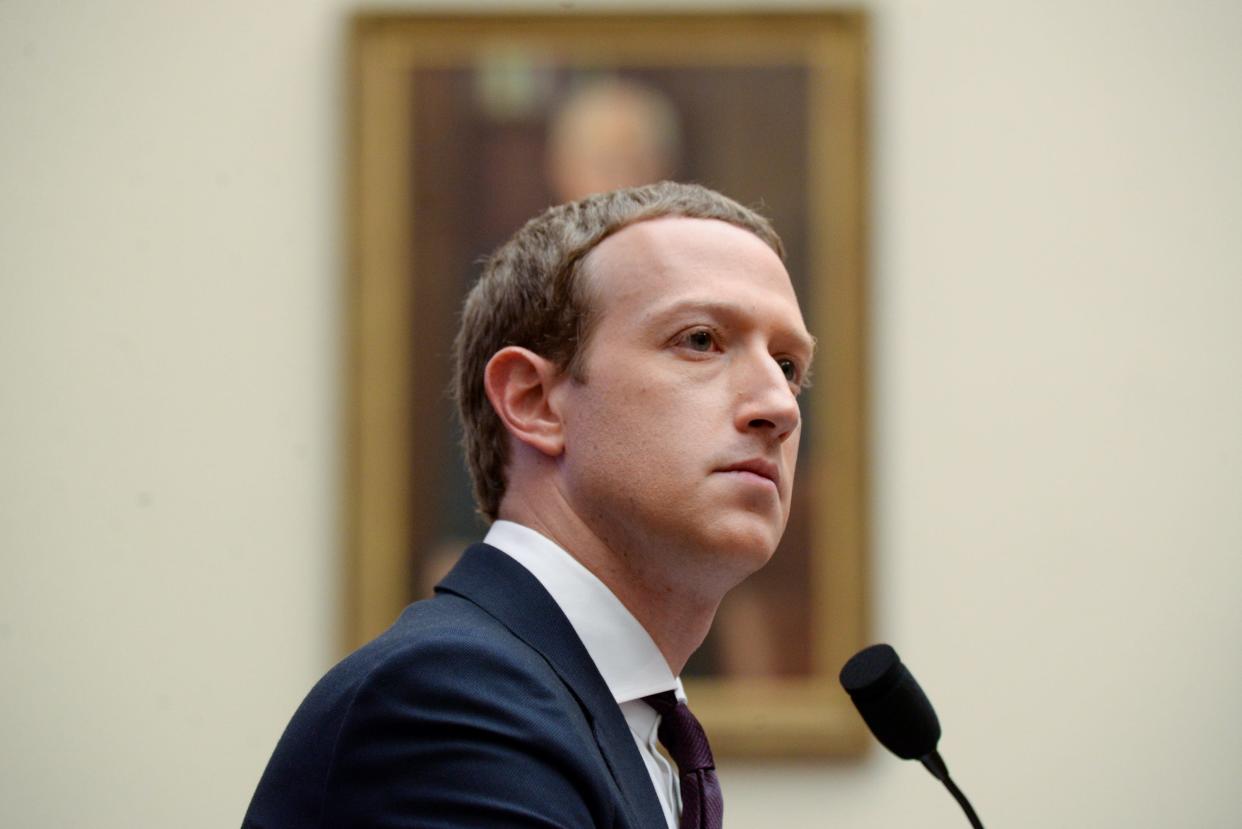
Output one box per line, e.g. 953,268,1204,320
553,217,813,589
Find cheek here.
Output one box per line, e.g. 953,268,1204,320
782,429,802,492
576,387,700,483
568,385,658,470
785,426,802,465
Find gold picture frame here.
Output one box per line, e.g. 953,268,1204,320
345,11,869,757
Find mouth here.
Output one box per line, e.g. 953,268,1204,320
717,458,781,490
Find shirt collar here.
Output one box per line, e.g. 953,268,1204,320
484,520,681,704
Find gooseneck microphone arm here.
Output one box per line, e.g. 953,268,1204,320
920,750,984,829
839,644,986,829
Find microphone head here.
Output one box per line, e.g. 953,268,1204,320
839,643,941,760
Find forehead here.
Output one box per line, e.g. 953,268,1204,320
581,216,809,335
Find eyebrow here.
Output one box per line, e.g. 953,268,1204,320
646,298,818,360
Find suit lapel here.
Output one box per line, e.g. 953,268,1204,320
438,543,668,829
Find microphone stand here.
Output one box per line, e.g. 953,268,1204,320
920,751,984,829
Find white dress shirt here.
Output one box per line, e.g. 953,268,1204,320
483,520,683,829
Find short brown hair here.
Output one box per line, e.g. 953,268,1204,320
453,181,785,520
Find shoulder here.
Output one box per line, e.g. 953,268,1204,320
338,593,580,728
297,592,580,764
245,593,621,828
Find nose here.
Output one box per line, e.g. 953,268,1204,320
735,349,801,441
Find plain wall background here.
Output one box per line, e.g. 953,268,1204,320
3,1,1240,826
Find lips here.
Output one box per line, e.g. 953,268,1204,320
717,458,780,489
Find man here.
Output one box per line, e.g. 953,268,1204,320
243,182,814,828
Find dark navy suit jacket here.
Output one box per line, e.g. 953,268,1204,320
242,543,668,828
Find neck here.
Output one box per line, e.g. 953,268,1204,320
498,490,729,675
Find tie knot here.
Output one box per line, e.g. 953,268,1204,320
643,691,716,773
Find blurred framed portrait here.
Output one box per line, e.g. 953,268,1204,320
347,11,869,757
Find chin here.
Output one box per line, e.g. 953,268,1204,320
701,517,783,575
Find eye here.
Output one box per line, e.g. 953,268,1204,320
776,357,799,383
682,329,716,352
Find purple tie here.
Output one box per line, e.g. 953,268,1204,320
643,691,723,829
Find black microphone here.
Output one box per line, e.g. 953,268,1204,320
840,644,984,829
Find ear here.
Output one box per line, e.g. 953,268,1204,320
483,346,567,458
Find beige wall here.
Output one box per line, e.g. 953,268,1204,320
3,1,1240,826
